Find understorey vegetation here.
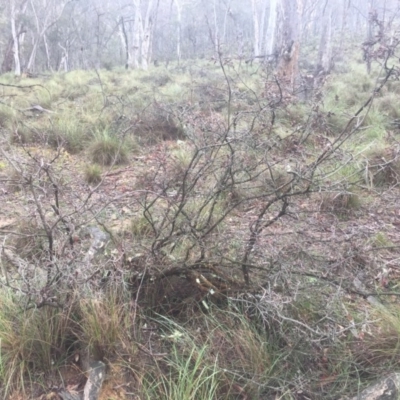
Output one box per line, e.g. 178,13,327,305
1,43,400,399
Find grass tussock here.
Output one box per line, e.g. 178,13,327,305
89,130,129,166
84,164,102,184
46,115,87,154
363,146,400,187
0,292,72,396
320,190,361,214
131,213,154,238
12,219,46,259
353,305,400,371
0,104,16,129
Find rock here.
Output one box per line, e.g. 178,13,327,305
83,226,110,263
83,361,106,400
351,373,400,400
59,361,106,400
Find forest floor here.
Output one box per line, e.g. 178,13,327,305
1,56,400,399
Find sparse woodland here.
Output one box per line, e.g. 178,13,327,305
1,0,400,399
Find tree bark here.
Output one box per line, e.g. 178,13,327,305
365,0,374,74
251,0,261,57
265,0,278,57
119,16,131,69
172,0,182,63
26,0,69,73
317,1,334,74
10,0,22,76
132,0,158,69
275,0,304,90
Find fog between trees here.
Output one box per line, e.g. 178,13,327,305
2,0,398,77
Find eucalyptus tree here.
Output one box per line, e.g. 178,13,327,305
7,0,28,75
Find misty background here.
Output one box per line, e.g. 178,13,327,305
1,0,397,76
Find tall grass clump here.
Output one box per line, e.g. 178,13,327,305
144,345,221,400
352,305,400,375
89,129,129,166
0,291,72,396
76,293,131,361
0,104,16,129
84,164,102,184
47,115,86,153
141,308,286,399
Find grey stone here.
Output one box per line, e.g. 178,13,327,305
351,373,400,400
59,361,106,400
83,361,106,400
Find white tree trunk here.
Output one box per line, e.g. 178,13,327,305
317,2,334,73
26,40,39,72
222,0,233,47
213,0,219,57
10,0,21,76
58,43,68,72
366,0,374,74
174,0,182,63
140,0,152,69
265,0,278,57
251,0,261,57
132,2,141,69
275,0,303,90
132,0,157,69
26,0,68,73
259,0,268,53
118,16,131,69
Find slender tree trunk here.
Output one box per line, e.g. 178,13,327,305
26,39,39,72
58,43,68,72
2,37,14,73
265,0,278,57
43,33,52,71
140,0,154,69
317,2,333,73
119,16,131,69
10,0,22,76
213,0,219,57
132,2,141,69
132,0,158,69
275,0,303,90
222,0,233,47
26,0,68,72
174,0,182,63
365,0,374,74
251,0,261,57
259,0,268,53
339,0,350,52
